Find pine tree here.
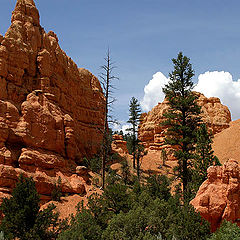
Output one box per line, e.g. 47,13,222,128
0,175,66,239
192,123,221,193
0,175,40,239
120,158,131,185
127,97,142,170
162,52,201,200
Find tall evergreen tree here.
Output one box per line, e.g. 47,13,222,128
162,52,201,200
127,97,142,170
192,123,221,193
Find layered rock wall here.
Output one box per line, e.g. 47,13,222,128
0,0,105,202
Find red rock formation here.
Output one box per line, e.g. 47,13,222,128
191,159,240,232
139,92,231,151
0,0,105,202
111,134,128,154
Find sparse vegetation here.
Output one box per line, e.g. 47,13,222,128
51,176,63,202
82,156,102,173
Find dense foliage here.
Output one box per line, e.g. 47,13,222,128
0,175,67,240
208,220,240,240
58,172,211,240
191,123,221,194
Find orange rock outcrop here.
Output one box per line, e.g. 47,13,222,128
0,0,105,202
191,159,240,232
111,134,128,154
139,92,231,152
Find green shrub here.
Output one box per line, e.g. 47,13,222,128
57,202,102,240
0,175,66,240
208,220,240,240
82,156,101,173
145,175,171,201
51,176,63,202
120,158,131,185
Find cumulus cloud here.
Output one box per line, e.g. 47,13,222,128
194,71,240,120
141,70,240,120
140,72,169,112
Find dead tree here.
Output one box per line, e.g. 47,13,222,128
99,49,118,189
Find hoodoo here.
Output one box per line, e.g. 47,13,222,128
0,0,105,202
191,159,240,232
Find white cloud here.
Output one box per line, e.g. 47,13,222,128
141,70,240,120
140,72,169,112
194,71,240,120
112,122,131,134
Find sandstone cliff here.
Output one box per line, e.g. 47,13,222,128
0,0,105,202
191,159,240,232
139,92,231,152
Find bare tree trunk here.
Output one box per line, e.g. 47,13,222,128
100,49,117,189
102,54,110,190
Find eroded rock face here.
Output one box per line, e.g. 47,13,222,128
111,134,128,154
138,92,231,151
191,159,240,232
0,0,105,202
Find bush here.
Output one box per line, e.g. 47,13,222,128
208,220,240,240
0,175,66,239
103,183,131,214
102,206,150,240
120,158,131,185
167,204,210,240
57,174,211,240
57,202,102,240
51,176,63,202
145,175,171,201
82,156,101,173
0,175,40,239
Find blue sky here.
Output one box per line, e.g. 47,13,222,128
1,0,240,127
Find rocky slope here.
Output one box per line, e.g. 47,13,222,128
191,159,240,231
212,119,240,164
139,92,231,152
0,0,105,202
